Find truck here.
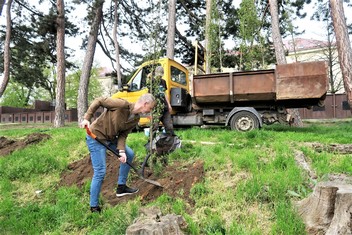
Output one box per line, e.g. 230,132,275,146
112,57,328,131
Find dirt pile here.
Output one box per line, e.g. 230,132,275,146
0,133,51,156
0,133,205,207
60,154,205,206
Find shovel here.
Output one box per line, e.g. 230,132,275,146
84,126,162,187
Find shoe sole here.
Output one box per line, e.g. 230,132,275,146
116,189,139,197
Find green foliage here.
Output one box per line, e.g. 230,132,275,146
0,1,79,104
0,65,103,109
146,74,165,124
238,0,261,42
207,0,225,72
237,0,275,70
0,81,30,107
65,66,104,109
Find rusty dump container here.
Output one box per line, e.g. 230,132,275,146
191,61,328,108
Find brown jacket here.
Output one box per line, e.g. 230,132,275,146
84,97,140,150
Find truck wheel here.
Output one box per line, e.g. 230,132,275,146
230,111,259,131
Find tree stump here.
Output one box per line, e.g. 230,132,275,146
126,206,187,235
296,181,352,235
325,185,352,235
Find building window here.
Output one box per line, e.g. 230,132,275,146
342,101,350,110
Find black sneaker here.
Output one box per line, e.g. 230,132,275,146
116,185,139,197
90,206,101,213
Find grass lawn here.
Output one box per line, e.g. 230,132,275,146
0,120,351,234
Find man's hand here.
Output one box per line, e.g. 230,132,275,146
119,152,127,163
80,119,90,128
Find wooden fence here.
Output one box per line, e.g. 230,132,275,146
298,93,352,119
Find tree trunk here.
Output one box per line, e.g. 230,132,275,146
296,181,352,235
113,0,122,90
0,0,12,98
205,0,212,74
77,0,104,124
269,0,286,64
166,0,176,60
269,0,303,127
330,0,352,109
54,0,66,128
0,0,5,16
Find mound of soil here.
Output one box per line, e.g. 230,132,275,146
0,132,205,207
60,154,205,207
0,133,51,156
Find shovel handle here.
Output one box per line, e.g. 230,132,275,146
85,125,121,157
85,126,96,139
84,126,138,171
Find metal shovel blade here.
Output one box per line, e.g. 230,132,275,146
141,177,162,187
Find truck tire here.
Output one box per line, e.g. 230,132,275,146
230,111,260,131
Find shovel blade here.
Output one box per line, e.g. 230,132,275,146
142,177,163,187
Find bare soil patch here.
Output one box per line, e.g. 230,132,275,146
60,154,205,207
0,132,205,208
0,133,51,156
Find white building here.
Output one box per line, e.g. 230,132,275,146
97,67,118,97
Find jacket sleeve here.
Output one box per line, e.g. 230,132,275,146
84,97,126,121
117,127,133,150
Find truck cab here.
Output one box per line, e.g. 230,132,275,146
112,57,190,126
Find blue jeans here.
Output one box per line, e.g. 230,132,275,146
86,135,135,207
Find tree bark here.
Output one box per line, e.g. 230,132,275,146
113,0,122,90
330,0,352,109
0,0,12,98
205,0,212,74
269,0,303,127
77,0,104,124
269,0,286,64
0,0,5,16
325,185,352,235
166,0,176,60
54,0,66,128
296,181,352,235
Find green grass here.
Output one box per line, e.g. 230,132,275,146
1,121,352,234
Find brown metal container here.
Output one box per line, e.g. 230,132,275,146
276,61,328,100
192,61,328,106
